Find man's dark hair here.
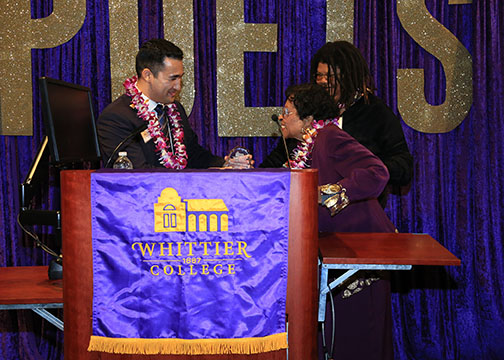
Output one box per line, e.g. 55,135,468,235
285,84,340,121
310,41,374,108
136,39,183,77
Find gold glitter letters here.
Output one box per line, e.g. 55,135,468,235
448,0,472,4
397,0,473,133
0,1,475,136
326,0,354,43
109,0,139,101
0,0,86,135
109,1,195,115
216,0,279,137
163,1,195,114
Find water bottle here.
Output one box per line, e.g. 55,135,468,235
113,151,133,169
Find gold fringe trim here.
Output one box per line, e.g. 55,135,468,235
88,332,287,355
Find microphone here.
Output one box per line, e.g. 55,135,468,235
105,123,147,168
271,114,292,169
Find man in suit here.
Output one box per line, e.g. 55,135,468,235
97,39,225,169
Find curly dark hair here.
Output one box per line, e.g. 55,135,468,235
136,39,183,77
310,41,374,108
285,84,340,121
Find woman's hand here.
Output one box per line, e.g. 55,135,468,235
318,183,350,216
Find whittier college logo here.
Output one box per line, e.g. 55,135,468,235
154,188,229,232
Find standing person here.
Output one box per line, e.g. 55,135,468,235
97,39,225,169
261,41,412,207
279,83,395,360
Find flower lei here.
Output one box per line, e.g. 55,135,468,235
288,117,341,169
124,76,187,169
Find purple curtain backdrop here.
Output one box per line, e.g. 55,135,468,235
0,0,503,359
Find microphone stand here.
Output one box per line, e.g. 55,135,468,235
271,114,292,169
105,123,147,168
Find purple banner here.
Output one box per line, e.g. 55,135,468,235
89,169,290,355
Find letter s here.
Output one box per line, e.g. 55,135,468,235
397,0,472,133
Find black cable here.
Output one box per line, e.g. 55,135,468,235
104,123,147,168
329,287,336,357
271,114,292,169
17,213,61,259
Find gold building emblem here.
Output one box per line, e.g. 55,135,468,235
154,188,229,232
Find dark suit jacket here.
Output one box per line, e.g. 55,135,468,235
342,94,412,187
97,94,224,169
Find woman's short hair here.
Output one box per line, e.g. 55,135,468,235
310,41,374,107
285,83,340,121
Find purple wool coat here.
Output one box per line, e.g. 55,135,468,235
312,124,395,360
312,124,396,233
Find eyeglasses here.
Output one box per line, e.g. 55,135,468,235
282,107,293,117
315,72,336,82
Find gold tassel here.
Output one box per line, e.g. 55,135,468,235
88,332,287,355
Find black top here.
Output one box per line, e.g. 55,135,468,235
260,94,413,206
97,94,224,169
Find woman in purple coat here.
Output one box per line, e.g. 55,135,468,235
278,83,395,359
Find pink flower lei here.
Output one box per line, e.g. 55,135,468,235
124,76,187,169
288,117,341,169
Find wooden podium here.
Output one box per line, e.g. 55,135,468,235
61,169,319,360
